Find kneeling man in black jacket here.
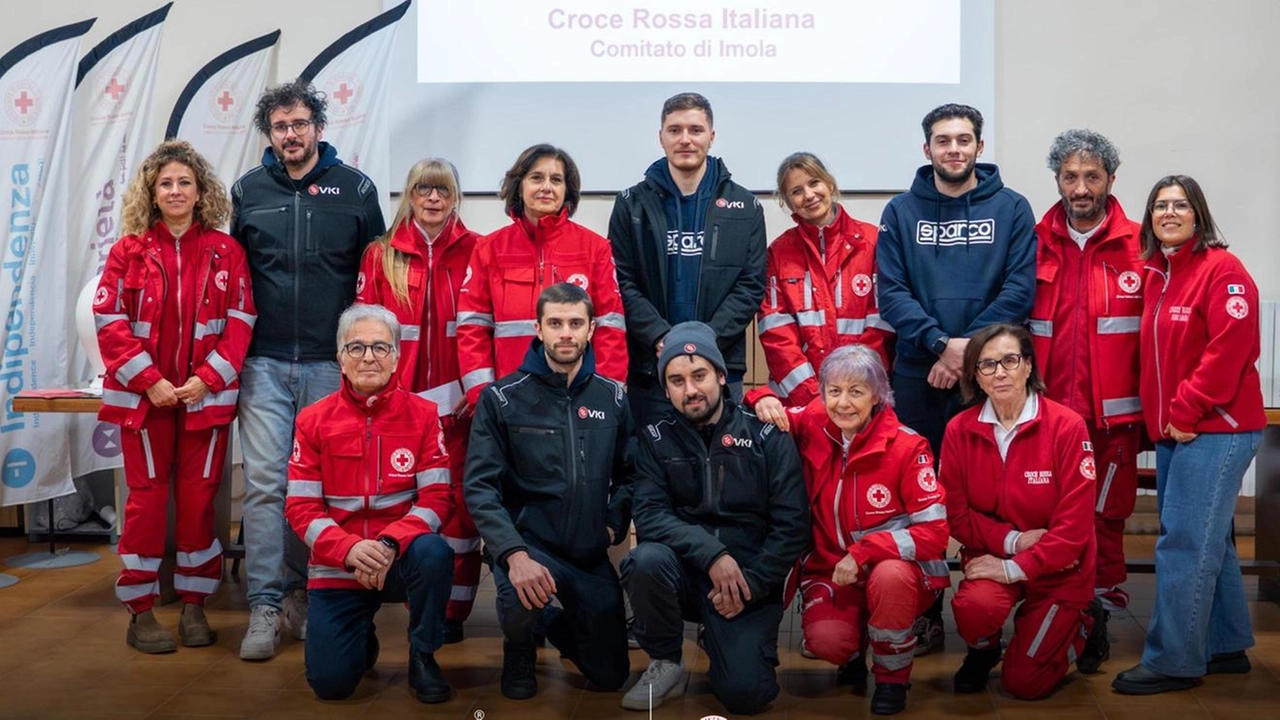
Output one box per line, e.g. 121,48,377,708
464,282,634,700
621,321,809,715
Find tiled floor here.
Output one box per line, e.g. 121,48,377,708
0,534,1277,718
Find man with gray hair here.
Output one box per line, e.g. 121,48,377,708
1029,128,1144,672
285,303,455,703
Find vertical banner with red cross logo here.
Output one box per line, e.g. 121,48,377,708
67,4,172,475
166,30,281,195
299,0,411,221
0,19,96,506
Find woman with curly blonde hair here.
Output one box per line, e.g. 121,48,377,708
95,140,256,653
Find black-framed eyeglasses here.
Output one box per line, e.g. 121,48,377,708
975,353,1024,376
269,119,313,136
342,341,394,359
413,183,453,199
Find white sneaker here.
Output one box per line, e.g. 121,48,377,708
621,659,685,711
282,589,308,641
239,605,281,661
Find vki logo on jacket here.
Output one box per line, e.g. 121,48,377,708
578,406,606,420
307,184,340,196
715,197,745,209
721,434,752,448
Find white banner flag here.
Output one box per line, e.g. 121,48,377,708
67,4,171,476
166,30,280,195
0,19,95,506
299,0,410,220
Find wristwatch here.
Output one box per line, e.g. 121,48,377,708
378,537,400,556
931,334,950,356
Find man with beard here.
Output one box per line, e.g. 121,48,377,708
620,321,808,715
874,103,1036,654
231,81,386,661
464,283,634,700
1029,129,1144,669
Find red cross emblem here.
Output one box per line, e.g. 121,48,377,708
917,468,937,493
291,440,301,463
1118,271,1141,294
866,483,891,509
14,91,34,114
390,448,415,474
216,90,234,112
104,77,126,101
333,82,355,104
1226,296,1249,319
567,273,589,290
1080,456,1096,480
214,270,229,292
852,273,872,297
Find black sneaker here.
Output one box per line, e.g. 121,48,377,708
442,619,464,644
954,646,1002,693
1206,650,1251,675
870,682,909,715
409,651,452,704
1078,598,1110,675
501,642,538,700
911,606,946,657
837,655,869,688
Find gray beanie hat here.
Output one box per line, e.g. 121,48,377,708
658,321,727,379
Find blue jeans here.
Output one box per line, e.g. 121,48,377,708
1142,431,1261,677
239,356,340,609
305,534,454,700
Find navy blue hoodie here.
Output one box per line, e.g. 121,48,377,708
642,158,720,327
874,163,1036,377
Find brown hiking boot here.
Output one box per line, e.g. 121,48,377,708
127,610,177,654
179,603,216,647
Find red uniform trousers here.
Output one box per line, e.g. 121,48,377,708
1088,422,1141,594
952,578,1091,700
437,414,480,622
116,408,230,613
800,560,937,684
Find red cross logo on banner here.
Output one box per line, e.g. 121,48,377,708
333,82,354,104
14,91,34,114
216,90,234,112
104,77,126,101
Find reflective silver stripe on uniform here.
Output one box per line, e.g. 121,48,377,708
288,480,324,498
1101,396,1141,417
1028,319,1053,337
445,321,457,337
324,496,364,512
836,318,867,335
401,324,421,341
795,310,825,327
866,313,895,332
803,271,813,308
1025,603,1059,658
918,559,950,578
309,565,356,581
910,503,947,524
1215,405,1240,428
461,368,495,392
1097,316,1140,334
120,553,162,572
305,517,339,546
890,529,917,560
456,311,494,328
494,319,537,338
202,428,220,478
141,428,156,479
777,363,816,397
442,535,482,553
851,514,910,542
188,389,239,412
451,585,478,601
131,321,152,338
173,575,220,595
419,381,463,411
227,308,257,328
1096,462,1117,513
115,579,160,602
757,313,797,334
409,506,443,532
102,388,141,409
115,351,155,386
370,490,417,510
835,269,843,308
875,650,915,670
94,313,128,331
416,467,450,488
596,312,627,330
176,538,223,568
868,625,914,645
194,318,226,340
206,349,237,386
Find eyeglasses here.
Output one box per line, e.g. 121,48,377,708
1152,200,1192,215
413,183,453,199
975,353,1024,376
342,341,394,359
269,119,314,136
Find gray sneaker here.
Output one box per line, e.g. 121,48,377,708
283,589,308,641
239,605,281,661
621,659,685,711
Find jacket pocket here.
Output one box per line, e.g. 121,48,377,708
321,435,366,499
659,457,701,508
496,265,537,319
508,425,562,480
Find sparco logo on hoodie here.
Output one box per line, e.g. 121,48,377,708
914,218,995,246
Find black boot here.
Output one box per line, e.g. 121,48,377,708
501,642,538,700
870,682,910,715
954,646,1002,693
442,619,464,644
837,654,869,689
409,652,452,703
1078,598,1110,674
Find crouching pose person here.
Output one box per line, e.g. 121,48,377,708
285,304,456,703
751,343,950,715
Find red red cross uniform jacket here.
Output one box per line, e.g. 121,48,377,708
285,378,454,591
758,206,893,406
456,210,628,406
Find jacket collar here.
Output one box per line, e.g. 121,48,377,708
388,215,470,257
1041,195,1133,251
518,338,597,392
820,403,897,459
262,141,341,186
337,373,400,415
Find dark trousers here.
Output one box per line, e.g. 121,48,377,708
489,543,630,691
890,372,966,459
305,533,453,701
622,542,783,716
